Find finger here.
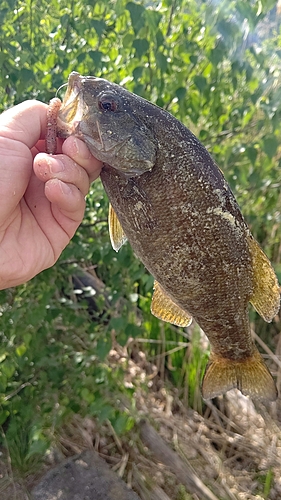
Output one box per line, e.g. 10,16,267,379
44,178,86,237
0,135,32,225
62,136,103,182
34,153,90,197
0,100,48,149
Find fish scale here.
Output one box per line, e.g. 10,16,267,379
54,71,280,402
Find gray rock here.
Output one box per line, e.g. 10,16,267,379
31,450,141,500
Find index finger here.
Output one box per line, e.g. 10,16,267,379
0,100,48,149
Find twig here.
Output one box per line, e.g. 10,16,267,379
133,464,173,500
148,344,189,360
166,0,177,37
251,329,281,370
4,381,33,401
135,338,189,346
106,419,124,455
140,420,220,500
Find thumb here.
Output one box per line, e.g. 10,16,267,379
0,101,48,224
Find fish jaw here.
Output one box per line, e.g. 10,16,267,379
57,72,157,177
56,72,87,138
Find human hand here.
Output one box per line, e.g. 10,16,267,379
0,100,103,289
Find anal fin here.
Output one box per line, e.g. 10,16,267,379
151,280,192,327
248,236,280,322
108,204,127,252
202,348,277,402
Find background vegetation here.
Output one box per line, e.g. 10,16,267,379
1,0,281,494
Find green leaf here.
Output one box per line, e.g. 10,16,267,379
156,97,164,107
133,38,149,59
2,361,16,379
89,402,114,422
16,344,27,357
199,129,209,141
77,53,86,63
20,68,34,84
23,333,32,347
155,29,164,48
113,413,134,434
124,323,142,338
27,439,49,458
122,33,134,48
209,42,225,65
126,2,146,34
156,52,167,72
0,8,8,24
0,410,10,426
91,19,107,37
246,146,258,165
89,50,103,66
217,19,239,40
60,13,69,28
193,75,207,92
96,338,111,360
0,352,7,363
133,66,143,80
81,387,95,403
262,137,278,158
145,9,162,31
190,55,198,64
176,87,186,101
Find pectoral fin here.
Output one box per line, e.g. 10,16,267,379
108,204,127,252
151,280,192,327
247,236,280,322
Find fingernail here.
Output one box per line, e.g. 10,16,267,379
50,158,65,174
73,137,91,160
72,137,79,156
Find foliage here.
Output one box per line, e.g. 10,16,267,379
0,0,281,480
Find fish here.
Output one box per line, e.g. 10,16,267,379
54,71,280,402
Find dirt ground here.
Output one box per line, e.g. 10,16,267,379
1,342,281,500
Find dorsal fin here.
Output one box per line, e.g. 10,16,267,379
247,236,280,322
151,280,192,327
108,204,127,252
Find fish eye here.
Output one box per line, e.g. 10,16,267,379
98,93,120,112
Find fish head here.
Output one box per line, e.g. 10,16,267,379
57,71,157,176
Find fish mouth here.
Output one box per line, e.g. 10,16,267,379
57,72,86,138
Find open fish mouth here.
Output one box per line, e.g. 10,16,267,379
57,72,87,138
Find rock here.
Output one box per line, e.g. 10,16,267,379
31,450,141,500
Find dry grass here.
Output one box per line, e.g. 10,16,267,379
50,340,281,500
1,331,281,500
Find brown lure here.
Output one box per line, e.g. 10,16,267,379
45,97,61,154
54,72,280,402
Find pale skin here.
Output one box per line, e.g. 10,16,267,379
0,100,103,289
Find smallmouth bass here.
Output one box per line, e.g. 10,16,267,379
53,72,280,401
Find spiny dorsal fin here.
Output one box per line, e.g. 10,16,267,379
202,348,277,402
247,236,280,322
151,280,192,327
108,204,127,252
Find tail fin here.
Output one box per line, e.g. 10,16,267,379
202,349,277,402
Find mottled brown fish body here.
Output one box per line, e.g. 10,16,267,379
56,72,280,401
101,152,253,359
